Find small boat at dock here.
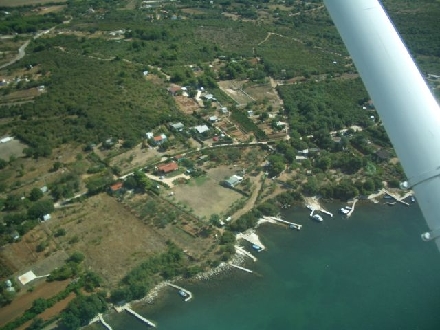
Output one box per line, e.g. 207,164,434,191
252,244,263,252
311,213,323,222
178,290,188,298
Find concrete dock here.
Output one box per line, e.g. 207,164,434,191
98,313,113,330
166,283,193,302
263,216,302,230
115,304,156,327
383,189,411,206
229,263,253,273
346,198,358,218
235,245,257,261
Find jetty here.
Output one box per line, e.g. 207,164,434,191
263,216,302,230
383,189,411,206
235,245,257,261
306,204,333,218
166,283,193,302
115,304,156,328
229,263,253,273
98,313,113,330
346,198,358,218
89,313,113,330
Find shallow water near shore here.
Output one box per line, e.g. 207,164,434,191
97,201,440,330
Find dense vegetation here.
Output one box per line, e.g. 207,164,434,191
110,241,200,303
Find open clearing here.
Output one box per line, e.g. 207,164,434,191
0,0,67,6
0,279,70,327
0,138,27,159
50,193,167,286
218,80,255,106
172,166,243,218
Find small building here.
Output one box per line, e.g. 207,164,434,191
157,162,178,174
0,136,13,143
221,107,229,114
146,132,154,139
110,182,124,193
209,116,218,122
194,125,209,134
170,122,185,130
10,231,19,241
224,175,243,188
153,134,167,145
42,214,51,222
143,70,149,76
167,84,181,96
40,186,48,193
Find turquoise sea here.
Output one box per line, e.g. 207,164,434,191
93,201,440,330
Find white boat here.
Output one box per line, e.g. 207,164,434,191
339,207,349,214
312,213,323,222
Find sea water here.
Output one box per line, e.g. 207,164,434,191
98,201,440,330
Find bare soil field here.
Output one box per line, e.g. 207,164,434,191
174,95,200,115
50,193,168,286
172,166,242,218
244,83,283,110
0,279,70,327
218,80,254,106
0,138,27,159
0,0,66,6
110,143,163,174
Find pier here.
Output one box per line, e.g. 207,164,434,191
263,216,302,230
306,204,333,218
89,313,113,330
166,283,193,302
115,304,156,327
235,245,257,261
229,263,253,273
346,198,358,218
383,189,411,206
98,313,113,330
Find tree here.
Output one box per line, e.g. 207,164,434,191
29,187,43,201
27,200,54,220
267,154,285,177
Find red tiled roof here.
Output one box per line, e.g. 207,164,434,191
110,182,123,191
157,162,178,173
154,135,163,141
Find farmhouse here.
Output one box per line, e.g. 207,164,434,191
157,162,178,174
152,134,167,145
194,125,209,134
110,182,124,192
224,175,243,188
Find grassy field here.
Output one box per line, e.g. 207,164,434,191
49,193,168,286
173,166,243,219
0,0,67,6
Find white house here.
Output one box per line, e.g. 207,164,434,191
194,125,209,134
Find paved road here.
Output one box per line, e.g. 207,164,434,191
0,27,55,70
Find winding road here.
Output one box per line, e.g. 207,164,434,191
0,27,55,70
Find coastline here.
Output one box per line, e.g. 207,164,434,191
93,188,419,329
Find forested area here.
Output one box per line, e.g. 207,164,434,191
279,78,371,136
